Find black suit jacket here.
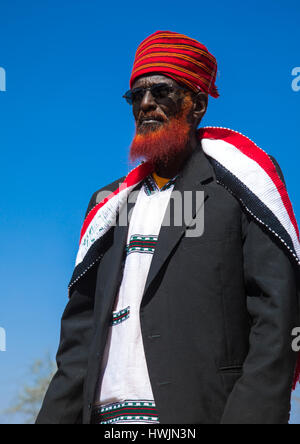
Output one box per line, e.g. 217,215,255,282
36,144,299,424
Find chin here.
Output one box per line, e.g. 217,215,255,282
137,122,163,135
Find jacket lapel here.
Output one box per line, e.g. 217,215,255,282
141,144,215,305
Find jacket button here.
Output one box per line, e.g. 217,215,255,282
148,334,161,340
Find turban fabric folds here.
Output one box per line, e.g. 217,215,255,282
130,30,219,98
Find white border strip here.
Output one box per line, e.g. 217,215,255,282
76,184,137,266
202,138,300,259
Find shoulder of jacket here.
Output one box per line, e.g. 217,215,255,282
267,154,286,186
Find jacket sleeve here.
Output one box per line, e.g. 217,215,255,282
35,194,97,424
221,158,300,424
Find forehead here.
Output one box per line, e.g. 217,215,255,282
132,74,179,89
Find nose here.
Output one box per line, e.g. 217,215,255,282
139,89,157,113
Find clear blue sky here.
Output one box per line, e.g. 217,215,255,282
0,0,299,423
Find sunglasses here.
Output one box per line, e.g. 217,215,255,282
123,83,184,105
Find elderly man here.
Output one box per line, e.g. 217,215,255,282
36,31,300,425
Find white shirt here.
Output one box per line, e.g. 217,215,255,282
92,174,177,424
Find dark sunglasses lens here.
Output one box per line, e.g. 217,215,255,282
131,88,145,104
123,84,173,105
151,84,172,99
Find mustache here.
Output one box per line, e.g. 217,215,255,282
137,112,168,125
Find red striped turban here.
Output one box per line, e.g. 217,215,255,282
130,30,219,98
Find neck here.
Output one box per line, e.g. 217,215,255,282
154,131,198,178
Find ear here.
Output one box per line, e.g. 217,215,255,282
192,92,208,126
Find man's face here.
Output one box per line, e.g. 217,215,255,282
129,74,195,167
131,74,189,134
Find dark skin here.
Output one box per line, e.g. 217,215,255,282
131,74,208,178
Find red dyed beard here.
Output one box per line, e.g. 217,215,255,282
129,97,193,168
